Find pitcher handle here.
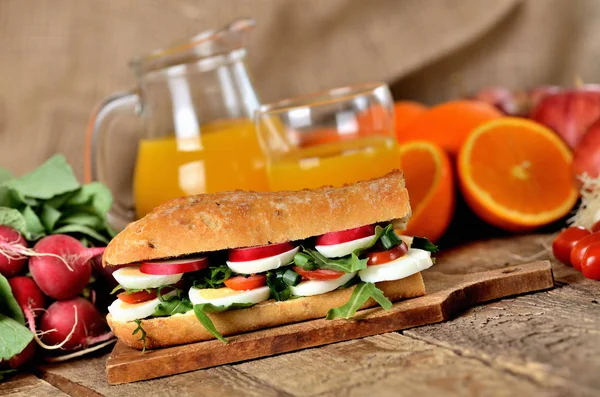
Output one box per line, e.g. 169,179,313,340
85,90,140,230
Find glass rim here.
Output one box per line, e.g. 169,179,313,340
256,82,390,115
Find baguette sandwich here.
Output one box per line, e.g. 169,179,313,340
103,170,436,350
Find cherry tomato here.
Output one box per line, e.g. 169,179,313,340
292,266,345,280
229,242,296,262
552,227,591,266
118,289,158,304
571,232,600,271
315,224,375,246
140,257,209,275
592,220,600,233
224,274,267,291
366,242,409,266
581,242,600,280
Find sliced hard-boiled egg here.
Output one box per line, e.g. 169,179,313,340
290,271,356,297
358,248,433,283
226,246,299,274
188,285,270,306
108,290,177,322
113,266,183,290
315,234,375,258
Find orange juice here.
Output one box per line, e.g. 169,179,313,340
133,119,267,218
267,136,399,191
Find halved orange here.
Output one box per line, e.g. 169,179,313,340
458,117,579,232
399,141,455,242
394,101,427,141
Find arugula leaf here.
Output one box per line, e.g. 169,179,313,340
294,248,367,273
40,204,62,232
326,282,392,320
193,302,255,343
5,155,80,200
266,270,292,301
22,206,45,239
153,297,193,317
132,319,147,353
0,314,34,361
0,274,25,324
411,237,439,252
0,207,29,239
192,265,232,289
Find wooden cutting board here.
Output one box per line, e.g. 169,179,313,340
106,260,554,385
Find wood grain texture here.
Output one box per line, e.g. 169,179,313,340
0,373,68,397
105,261,553,384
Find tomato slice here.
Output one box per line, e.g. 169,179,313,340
118,289,158,304
366,242,408,266
140,257,209,275
315,224,375,246
582,242,600,280
229,242,296,262
571,232,600,271
292,266,345,280
552,226,591,266
223,274,267,291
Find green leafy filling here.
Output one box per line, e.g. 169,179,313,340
326,282,392,320
265,267,301,301
132,319,147,353
411,236,439,252
193,303,255,343
191,264,232,289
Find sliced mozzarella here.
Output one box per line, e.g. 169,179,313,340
113,266,183,290
226,246,299,274
290,272,356,297
188,285,270,306
108,291,177,322
358,248,433,283
315,234,375,258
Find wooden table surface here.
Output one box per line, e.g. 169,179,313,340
3,233,599,397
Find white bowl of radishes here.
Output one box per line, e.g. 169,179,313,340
0,225,114,370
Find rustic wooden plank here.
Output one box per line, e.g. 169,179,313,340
39,353,285,397
105,261,553,384
0,373,68,397
404,284,600,397
232,333,562,397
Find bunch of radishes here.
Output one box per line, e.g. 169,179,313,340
0,225,113,370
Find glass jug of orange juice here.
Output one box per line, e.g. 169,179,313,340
85,18,267,225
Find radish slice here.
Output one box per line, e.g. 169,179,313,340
315,225,375,246
227,246,299,274
140,257,209,275
229,242,296,262
315,234,375,258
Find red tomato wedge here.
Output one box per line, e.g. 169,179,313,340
224,274,267,291
292,266,345,280
552,226,591,266
118,289,157,304
315,224,375,246
229,242,296,262
366,242,409,266
571,232,600,271
140,257,209,275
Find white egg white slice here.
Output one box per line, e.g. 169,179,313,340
315,234,375,258
188,285,270,306
113,266,183,290
226,246,299,274
108,291,177,322
358,248,433,283
290,272,356,297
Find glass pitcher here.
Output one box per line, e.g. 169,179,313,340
85,18,267,228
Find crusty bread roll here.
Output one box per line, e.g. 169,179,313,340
105,171,426,350
108,273,425,349
103,170,411,266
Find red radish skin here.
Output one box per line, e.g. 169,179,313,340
7,276,46,319
316,225,376,246
530,88,600,149
39,298,111,351
573,119,600,180
29,235,104,300
229,242,297,262
0,226,28,277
